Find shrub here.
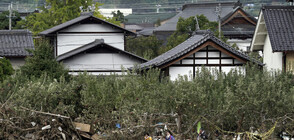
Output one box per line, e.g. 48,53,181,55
0,57,13,81
20,39,69,79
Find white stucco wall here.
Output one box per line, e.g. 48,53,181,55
169,67,193,81
62,53,141,73
263,35,283,71
57,33,124,55
227,39,252,52
57,24,125,55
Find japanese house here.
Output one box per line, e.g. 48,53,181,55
140,30,263,80
40,12,146,75
250,6,294,71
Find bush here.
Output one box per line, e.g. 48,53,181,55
0,57,13,81
20,39,69,79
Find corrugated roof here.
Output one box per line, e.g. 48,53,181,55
154,2,238,32
39,13,135,35
140,30,263,69
57,39,147,62
0,30,34,57
262,6,294,52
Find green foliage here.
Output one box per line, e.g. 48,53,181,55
0,58,14,81
20,40,69,79
112,10,127,23
155,18,161,27
126,35,163,59
0,11,21,30
16,1,120,35
17,0,92,35
93,3,121,26
161,15,220,54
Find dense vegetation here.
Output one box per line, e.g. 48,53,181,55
1,64,294,139
0,40,294,139
0,57,13,81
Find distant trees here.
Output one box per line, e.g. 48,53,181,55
126,14,223,59
126,35,163,59
112,10,127,23
16,0,120,35
159,14,219,54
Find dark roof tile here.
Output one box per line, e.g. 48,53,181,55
0,30,34,57
40,14,135,35
262,6,294,52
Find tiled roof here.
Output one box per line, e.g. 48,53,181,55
140,30,263,69
57,39,147,62
154,2,238,32
138,27,156,36
125,12,177,24
125,25,144,31
0,30,34,57
262,6,294,52
39,13,135,35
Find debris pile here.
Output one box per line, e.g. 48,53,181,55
0,105,103,140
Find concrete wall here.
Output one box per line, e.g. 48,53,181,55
263,35,283,71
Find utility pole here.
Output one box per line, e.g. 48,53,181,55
215,3,222,38
8,2,12,30
195,16,200,30
156,4,161,13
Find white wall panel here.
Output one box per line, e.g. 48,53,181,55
182,59,193,64
63,53,142,71
195,52,206,57
57,33,124,55
195,59,206,64
263,35,283,71
221,59,233,64
208,59,219,64
208,52,219,57
169,67,193,81
60,24,121,32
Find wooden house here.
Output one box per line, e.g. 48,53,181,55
250,6,294,71
0,30,34,69
140,30,263,80
40,12,146,75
